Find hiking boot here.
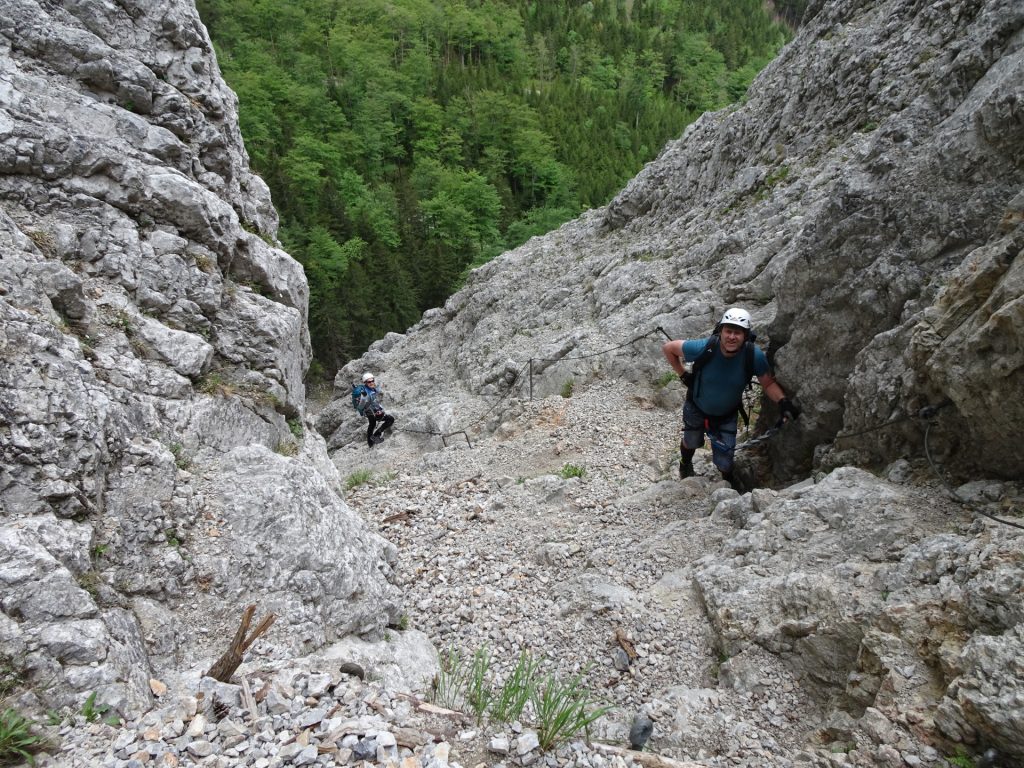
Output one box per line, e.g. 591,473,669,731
679,459,695,479
721,471,745,493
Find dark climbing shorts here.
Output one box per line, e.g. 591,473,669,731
681,400,738,472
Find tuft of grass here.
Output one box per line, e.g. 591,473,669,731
113,310,133,334
344,469,374,490
77,571,102,599
169,442,191,470
559,463,586,480
287,417,303,439
654,371,677,389
80,692,119,726
755,164,791,200
433,645,469,711
0,708,43,765
464,648,493,725
252,390,284,412
128,336,149,358
429,646,607,752
488,651,539,724
0,655,23,700
274,440,298,457
560,378,575,398
532,669,610,752
946,751,973,768
241,220,274,245
198,372,236,397
191,252,214,273
26,229,56,256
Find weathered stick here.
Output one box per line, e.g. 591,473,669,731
592,742,705,768
205,604,277,682
240,676,258,719
614,627,639,661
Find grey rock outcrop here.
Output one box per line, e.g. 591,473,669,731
327,0,1023,485
3,0,1022,765
693,467,1023,759
317,0,1023,763
1,0,399,717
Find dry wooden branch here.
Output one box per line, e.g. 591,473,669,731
390,692,471,733
592,742,705,767
205,604,277,682
240,677,258,719
383,511,413,525
614,627,639,661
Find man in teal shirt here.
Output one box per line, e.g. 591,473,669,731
661,308,798,488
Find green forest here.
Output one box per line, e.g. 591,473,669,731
195,0,800,377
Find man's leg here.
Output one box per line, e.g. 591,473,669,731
374,414,394,438
679,442,696,478
679,401,705,478
707,414,740,489
366,413,377,447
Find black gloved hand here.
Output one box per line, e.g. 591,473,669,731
778,398,800,422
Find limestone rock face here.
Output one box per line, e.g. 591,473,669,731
0,0,398,717
692,468,1024,762
328,0,1023,484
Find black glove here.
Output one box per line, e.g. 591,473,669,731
778,398,800,422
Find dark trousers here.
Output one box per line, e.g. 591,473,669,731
680,400,738,474
366,411,394,445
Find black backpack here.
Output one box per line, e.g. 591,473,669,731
683,334,757,424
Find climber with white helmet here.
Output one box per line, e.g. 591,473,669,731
661,308,799,488
352,372,394,448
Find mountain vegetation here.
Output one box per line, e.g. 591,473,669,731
195,0,798,374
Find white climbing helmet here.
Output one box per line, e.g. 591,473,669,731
362,372,375,383
719,307,753,332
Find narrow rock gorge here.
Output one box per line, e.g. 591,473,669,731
1,0,1021,766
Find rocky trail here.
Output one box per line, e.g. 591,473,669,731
36,376,1004,768
335,378,824,761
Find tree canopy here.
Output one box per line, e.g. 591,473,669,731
196,0,794,376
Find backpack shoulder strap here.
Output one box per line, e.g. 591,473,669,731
685,335,719,402
692,335,719,372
